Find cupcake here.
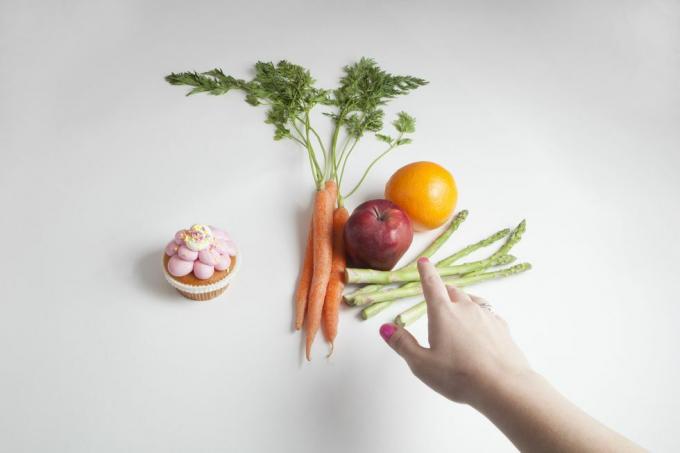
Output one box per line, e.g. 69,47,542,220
162,224,239,301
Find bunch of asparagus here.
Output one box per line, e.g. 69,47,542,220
343,210,531,326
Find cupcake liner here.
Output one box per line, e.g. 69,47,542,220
162,251,241,301
177,285,229,301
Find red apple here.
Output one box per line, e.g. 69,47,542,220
344,199,414,270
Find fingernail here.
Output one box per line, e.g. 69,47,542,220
380,323,397,341
417,257,429,264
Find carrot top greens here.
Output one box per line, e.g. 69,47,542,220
165,58,427,204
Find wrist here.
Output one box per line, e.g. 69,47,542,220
466,367,545,413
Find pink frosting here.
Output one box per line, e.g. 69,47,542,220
165,225,237,279
193,261,215,279
215,254,231,271
168,255,193,276
176,245,197,261
165,241,179,256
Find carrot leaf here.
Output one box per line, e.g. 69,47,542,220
166,58,427,192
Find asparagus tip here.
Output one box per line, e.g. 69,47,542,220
498,254,516,264
508,262,532,273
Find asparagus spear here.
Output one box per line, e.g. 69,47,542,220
345,210,469,301
360,300,394,320
353,263,532,306
394,263,532,326
390,220,523,289
442,221,526,280
394,301,426,326
360,255,515,319
440,219,527,277
359,220,529,318
346,254,515,284
437,227,512,267
360,222,528,317
491,219,526,258
346,226,511,305
397,209,468,273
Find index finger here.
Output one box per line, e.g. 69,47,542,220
417,258,450,311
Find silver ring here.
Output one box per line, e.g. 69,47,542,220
478,302,496,314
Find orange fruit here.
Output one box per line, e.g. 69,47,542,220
385,161,458,231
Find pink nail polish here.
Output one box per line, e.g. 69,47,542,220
380,323,397,341
417,257,429,264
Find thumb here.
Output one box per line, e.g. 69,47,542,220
380,323,427,368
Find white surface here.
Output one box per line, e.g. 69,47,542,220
1,1,679,451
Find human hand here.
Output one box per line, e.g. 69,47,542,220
379,257,533,407
380,258,645,452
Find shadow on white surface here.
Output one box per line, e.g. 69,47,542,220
290,202,313,365
135,249,183,303
291,203,310,333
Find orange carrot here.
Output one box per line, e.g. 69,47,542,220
294,220,313,330
305,181,337,360
322,206,349,355
324,180,338,210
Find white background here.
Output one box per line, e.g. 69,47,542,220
1,1,679,451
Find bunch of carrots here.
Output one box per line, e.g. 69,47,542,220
294,106,420,359
166,58,427,359
294,179,346,358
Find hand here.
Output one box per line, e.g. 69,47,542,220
379,257,532,406
380,257,645,452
